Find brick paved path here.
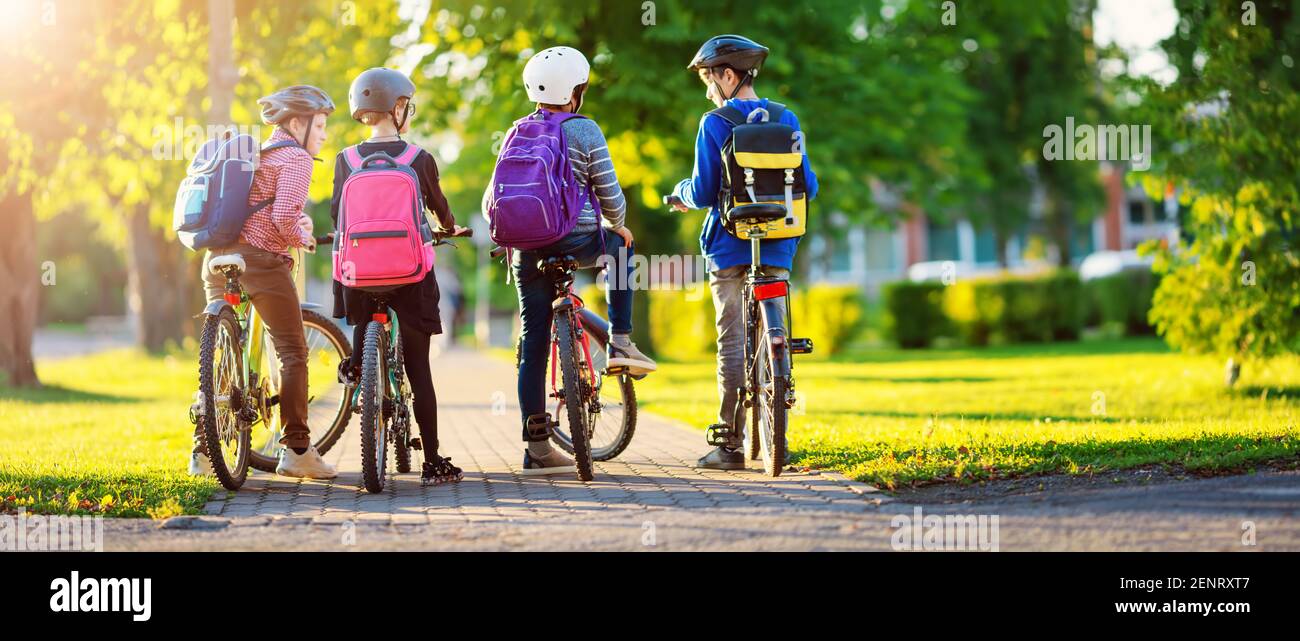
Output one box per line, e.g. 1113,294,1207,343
111,349,1298,551
182,349,891,548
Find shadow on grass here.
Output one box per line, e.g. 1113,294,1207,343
805,408,1153,424
1234,385,1300,401
0,384,141,405
829,337,1171,364
830,375,999,384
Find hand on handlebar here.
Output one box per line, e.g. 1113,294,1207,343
663,194,689,213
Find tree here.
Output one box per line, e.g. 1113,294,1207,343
1138,0,1300,383
0,2,103,385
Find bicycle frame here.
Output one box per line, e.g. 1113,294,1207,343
353,307,404,406
549,288,599,405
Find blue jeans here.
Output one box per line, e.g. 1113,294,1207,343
513,227,634,435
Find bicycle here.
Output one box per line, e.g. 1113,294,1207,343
491,245,640,481
666,197,813,476
192,235,354,491
355,227,472,493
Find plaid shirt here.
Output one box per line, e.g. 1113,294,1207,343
240,128,315,257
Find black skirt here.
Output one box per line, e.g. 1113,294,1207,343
332,270,443,335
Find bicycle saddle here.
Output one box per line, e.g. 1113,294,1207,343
208,254,246,275
724,203,787,228
538,255,579,273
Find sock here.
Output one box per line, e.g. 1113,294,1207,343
611,333,632,348
291,447,308,455
527,440,554,458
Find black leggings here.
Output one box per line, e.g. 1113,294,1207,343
351,322,440,456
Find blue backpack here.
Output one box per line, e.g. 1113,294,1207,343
172,133,300,251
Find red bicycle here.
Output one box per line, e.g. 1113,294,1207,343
493,248,639,481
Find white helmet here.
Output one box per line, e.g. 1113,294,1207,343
522,46,590,105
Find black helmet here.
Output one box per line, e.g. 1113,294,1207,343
348,67,416,121
257,85,335,126
687,34,769,73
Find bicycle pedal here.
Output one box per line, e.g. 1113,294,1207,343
705,424,737,447
789,338,814,355
267,394,280,407
408,438,422,450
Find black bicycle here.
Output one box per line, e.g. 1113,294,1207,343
668,197,813,476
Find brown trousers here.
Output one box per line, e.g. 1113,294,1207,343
200,244,311,449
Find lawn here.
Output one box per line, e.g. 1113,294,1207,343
0,350,218,518
633,338,1300,489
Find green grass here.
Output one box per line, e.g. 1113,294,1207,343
0,350,217,518
634,338,1300,489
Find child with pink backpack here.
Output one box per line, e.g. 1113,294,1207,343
331,67,469,486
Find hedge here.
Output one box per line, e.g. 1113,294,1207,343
883,281,950,348
1084,270,1159,336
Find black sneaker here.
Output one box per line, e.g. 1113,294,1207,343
421,456,463,486
696,446,745,470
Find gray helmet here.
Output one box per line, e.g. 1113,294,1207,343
348,67,416,121
257,85,335,126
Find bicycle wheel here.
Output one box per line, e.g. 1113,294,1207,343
744,317,762,462
249,310,352,472
359,321,389,493
553,312,593,481
753,316,789,477
550,326,637,461
391,329,412,474
198,307,250,490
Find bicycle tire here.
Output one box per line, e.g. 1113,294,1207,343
550,313,637,461
755,317,789,477
249,310,353,472
392,329,412,474
199,307,250,490
552,374,637,461
554,312,593,481
359,321,388,493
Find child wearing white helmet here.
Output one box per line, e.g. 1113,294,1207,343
485,46,657,475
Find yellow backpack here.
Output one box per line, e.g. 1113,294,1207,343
713,101,809,240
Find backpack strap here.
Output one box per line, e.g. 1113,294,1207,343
708,105,747,127
393,142,421,166
764,101,787,123
261,140,301,153
342,145,364,172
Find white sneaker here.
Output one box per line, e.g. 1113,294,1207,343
607,340,657,375
188,451,213,476
276,446,338,479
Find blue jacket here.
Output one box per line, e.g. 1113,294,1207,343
672,97,819,272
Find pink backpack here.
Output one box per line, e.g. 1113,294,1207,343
332,143,434,291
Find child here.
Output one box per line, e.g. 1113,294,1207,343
331,67,469,486
669,35,818,470
484,46,657,474
193,85,338,480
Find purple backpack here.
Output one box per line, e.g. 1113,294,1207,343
486,109,597,250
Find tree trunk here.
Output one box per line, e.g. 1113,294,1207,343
0,191,41,386
126,204,199,352
208,0,236,126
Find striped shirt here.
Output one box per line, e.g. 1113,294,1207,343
562,117,627,231
239,128,315,257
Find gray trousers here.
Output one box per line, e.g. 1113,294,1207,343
709,264,790,430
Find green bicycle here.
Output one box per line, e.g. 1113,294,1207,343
191,237,353,490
